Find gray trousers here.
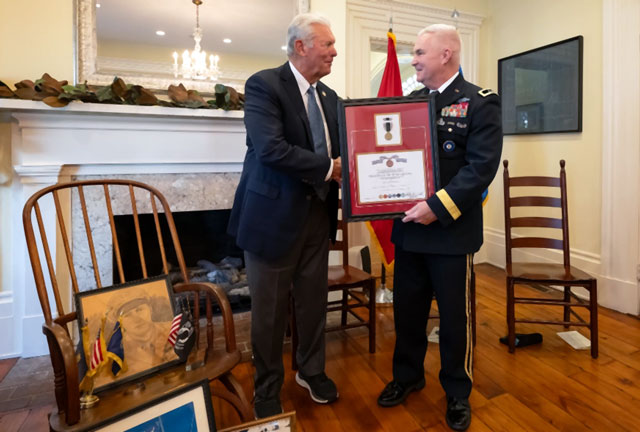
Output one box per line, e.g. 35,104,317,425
245,196,329,402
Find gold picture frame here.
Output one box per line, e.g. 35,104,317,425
218,411,297,432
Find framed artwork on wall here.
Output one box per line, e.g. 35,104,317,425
499,36,583,135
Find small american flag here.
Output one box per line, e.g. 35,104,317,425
167,313,183,346
90,329,105,370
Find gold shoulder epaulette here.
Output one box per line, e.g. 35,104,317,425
478,88,497,97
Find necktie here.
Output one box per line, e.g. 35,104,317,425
307,85,330,200
307,86,328,157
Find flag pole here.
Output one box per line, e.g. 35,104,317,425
370,22,404,305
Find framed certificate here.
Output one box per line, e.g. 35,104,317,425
338,95,439,221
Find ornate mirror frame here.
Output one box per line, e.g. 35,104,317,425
74,0,310,92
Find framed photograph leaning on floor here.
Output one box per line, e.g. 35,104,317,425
94,380,216,432
219,411,296,432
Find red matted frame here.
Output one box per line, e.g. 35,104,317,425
338,95,439,221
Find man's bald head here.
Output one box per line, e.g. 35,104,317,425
412,24,462,89
418,24,461,67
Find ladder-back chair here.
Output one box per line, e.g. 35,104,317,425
291,193,376,369
23,179,252,431
503,160,598,358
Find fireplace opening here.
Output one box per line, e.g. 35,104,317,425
113,209,250,313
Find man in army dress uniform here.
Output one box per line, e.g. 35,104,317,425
377,24,503,431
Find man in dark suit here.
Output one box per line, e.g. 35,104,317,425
376,24,503,431
227,13,341,419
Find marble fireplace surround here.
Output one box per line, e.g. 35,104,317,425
70,173,241,295
1,99,246,357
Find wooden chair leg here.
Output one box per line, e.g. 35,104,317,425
563,286,571,327
368,280,376,353
590,280,599,358
218,372,254,422
341,289,348,326
506,277,516,353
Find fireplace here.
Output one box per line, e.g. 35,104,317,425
113,209,251,313
2,100,248,357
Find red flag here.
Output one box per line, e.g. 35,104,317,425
377,31,403,98
367,30,403,271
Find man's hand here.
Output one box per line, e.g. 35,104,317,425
331,157,342,182
402,201,437,225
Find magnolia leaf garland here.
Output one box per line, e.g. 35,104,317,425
0,74,244,110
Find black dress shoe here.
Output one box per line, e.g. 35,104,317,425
377,378,425,407
446,396,471,431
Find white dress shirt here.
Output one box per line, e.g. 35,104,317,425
433,71,460,94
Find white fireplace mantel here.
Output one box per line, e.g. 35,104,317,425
4,99,247,175
0,99,248,358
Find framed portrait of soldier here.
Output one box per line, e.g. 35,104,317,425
338,95,440,221
75,275,183,393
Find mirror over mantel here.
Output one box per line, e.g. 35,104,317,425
75,0,310,93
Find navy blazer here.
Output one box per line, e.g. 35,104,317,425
228,62,340,259
392,74,503,255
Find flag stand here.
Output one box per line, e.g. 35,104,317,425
186,348,206,371
79,392,99,409
375,263,393,304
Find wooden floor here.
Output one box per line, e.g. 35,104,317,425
2,263,640,431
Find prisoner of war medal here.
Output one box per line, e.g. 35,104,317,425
374,113,402,146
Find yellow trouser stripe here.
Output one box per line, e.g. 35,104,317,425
436,189,462,220
464,254,474,381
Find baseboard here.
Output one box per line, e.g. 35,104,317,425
0,292,19,359
21,313,49,357
478,227,639,315
0,291,49,358
595,275,639,315
480,227,601,273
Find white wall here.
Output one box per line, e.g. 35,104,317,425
0,0,74,86
481,0,639,314
310,0,348,96
0,0,75,298
481,0,603,260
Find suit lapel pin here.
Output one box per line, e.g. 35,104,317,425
322,90,327,97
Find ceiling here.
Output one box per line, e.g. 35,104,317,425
96,0,297,57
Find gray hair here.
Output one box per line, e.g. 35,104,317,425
286,13,331,57
418,23,458,37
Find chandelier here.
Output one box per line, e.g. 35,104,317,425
172,0,220,81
